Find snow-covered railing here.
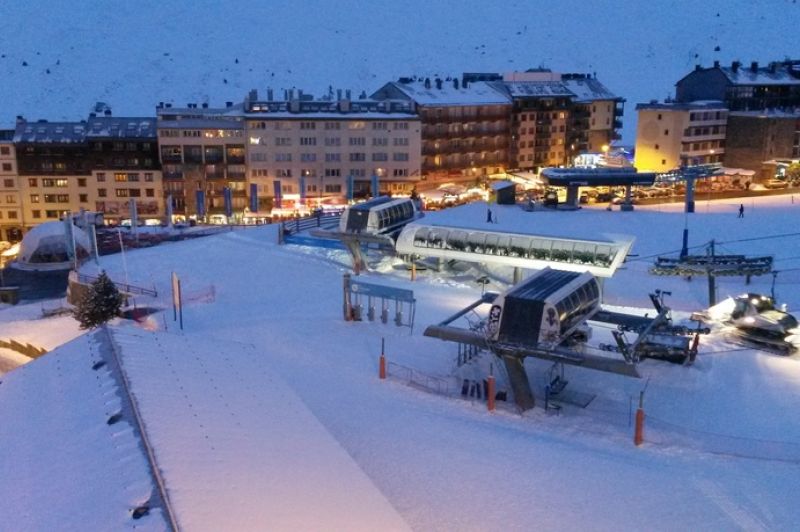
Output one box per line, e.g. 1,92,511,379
77,273,157,297
281,212,342,236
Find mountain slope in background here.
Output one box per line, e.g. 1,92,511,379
1,0,798,142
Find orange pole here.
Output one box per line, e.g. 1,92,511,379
379,337,386,379
411,262,417,282
634,408,645,445
487,375,496,411
634,390,645,446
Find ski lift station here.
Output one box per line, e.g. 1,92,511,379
540,167,657,210
396,222,634,278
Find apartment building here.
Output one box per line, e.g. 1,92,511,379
494,71,623,171
243,89,421,211
724,110,800,175
156,103,246,218
85,116,162,223
15,115,164,230
371,78,511,183
0,130,22,241
634,101,728,172
562,75,624,155
15,120,91,229
676,59,800,110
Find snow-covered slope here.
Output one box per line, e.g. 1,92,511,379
0,331,167,530
1,0,798,142
3,195,800,529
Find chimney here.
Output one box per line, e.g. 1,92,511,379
769,62,777,73
202,102,209,109
346,89,351,99
165,103,172,108
298,89,303,100
732,60,741,72
267,88,273,101
695,64,702,71
750,61,759,72
249,89,258,101
435,78,443,90
453,78,459,89
337,89,342,100
283,89,288,101
713,60,720,68
225,101,233,108
104,109,112,116
424,77,431,89
462,76,469,89
16,115,25,124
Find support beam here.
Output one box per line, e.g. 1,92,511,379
502,355,536,411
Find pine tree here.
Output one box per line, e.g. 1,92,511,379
73,271,124,329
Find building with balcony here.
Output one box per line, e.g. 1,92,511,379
85,116,163,222
634,101,728,172
156,103,245,218
562,75,624,156
0,130,22,241
15,114,165,230
724,110,800,178
243,88,421,212
676,59,800,111
490,71,623,172
14,119,92,230
371,77,511,183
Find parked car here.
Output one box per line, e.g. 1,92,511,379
596,192,622,203
764,179,789,189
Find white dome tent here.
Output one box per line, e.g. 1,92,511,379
13,221,91,271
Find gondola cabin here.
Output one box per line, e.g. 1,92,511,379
487,267,601,346
339,196,419,235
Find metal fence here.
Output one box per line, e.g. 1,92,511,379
281,212,342,236
77,272,157,297
387,361,453,396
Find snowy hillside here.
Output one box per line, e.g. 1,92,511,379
2,0,799,142
2,195,800,529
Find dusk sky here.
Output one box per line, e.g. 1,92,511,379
2,0,799,142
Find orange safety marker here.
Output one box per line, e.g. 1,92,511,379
411,262,417,282
634,391,645,446
487,375,496,412
379,337,387,380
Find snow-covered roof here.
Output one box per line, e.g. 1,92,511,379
0,331,168,530
17,221,90,265
243,111,418,120
157,118,244,130
13,120,86,143
635,100,727,111
500,81,574,98
720,64,800,86
729,109,800,118
388,81,511,106
85,116,157,139
562,78,619,102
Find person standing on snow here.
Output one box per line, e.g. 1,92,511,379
738,204,745,218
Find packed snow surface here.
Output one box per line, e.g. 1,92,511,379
2,195,800,530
